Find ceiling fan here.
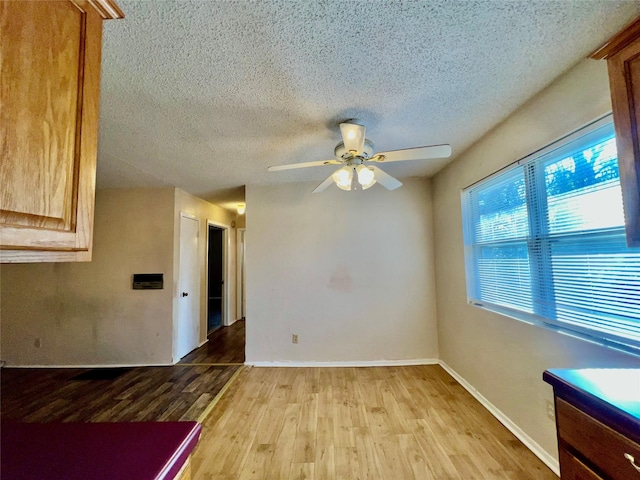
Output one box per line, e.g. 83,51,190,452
267,122,452,193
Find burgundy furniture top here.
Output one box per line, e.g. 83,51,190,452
1,421,201,480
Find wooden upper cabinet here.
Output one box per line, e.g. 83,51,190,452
0,0,123,262
591,17,640,247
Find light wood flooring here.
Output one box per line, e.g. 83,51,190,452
192,365,558,480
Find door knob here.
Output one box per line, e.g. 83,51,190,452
181,292,189,297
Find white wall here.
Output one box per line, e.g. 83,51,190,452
245,178,439,364
432,58,640,464
173,189,238,361
0,188,176,366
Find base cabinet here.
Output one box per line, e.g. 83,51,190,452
558,449,602,480
544,369,640,480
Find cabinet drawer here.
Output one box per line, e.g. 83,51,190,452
559,447,603,480
557,398,640,480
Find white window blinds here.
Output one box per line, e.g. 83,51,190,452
462,117,640,355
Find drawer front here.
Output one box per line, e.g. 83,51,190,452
556,398,640,480
559,448,603,480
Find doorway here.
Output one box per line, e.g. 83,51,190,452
176,213,200,360
207,223,226,334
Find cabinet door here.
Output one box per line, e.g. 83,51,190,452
608,38,640,247
0,0,102,258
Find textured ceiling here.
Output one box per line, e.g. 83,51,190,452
98,0,640,209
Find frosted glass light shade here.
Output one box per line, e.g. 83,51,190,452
340,123,366,154
333,166,353,191
237,204,246,214
356,165,376,190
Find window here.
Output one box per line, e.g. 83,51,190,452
462,116,640,355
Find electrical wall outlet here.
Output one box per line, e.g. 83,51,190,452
292,334,298,344
546,400,555,420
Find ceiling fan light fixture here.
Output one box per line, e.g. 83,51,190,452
333,166,353,190
340,122,366,155
356,164,376,190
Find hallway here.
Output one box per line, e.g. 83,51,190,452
180,319,245,365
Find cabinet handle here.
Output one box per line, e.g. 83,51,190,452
624,453,640,473
181,292,189,297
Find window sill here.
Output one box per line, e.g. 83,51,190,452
468,300,640,359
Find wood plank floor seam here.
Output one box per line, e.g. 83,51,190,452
196,366,246,424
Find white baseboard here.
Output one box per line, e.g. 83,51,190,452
224,317,242,327
245,358,439,367
5,362,174,368
438,361,560,477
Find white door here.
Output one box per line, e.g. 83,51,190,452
177,214,200,359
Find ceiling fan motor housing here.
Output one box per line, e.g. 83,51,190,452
334,139,375,161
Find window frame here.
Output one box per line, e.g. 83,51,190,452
461,114,640,356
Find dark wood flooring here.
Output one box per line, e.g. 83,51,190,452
1,321,246,424
1,364,241,423
180,319,245,364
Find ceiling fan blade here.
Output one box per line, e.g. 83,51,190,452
340,122,366,155
370,165,402,190
268,159,341,172
375,144,451,163
312,173,336,193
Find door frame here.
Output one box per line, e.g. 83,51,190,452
207,220,231,327
174,212,200,363
236,228,246,320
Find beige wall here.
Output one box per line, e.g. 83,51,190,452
0,187,238,366
245,178,439,364
432,58,640,463
0,188,176,366
173,189,238,361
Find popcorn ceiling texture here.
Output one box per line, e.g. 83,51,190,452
98,0,640,207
